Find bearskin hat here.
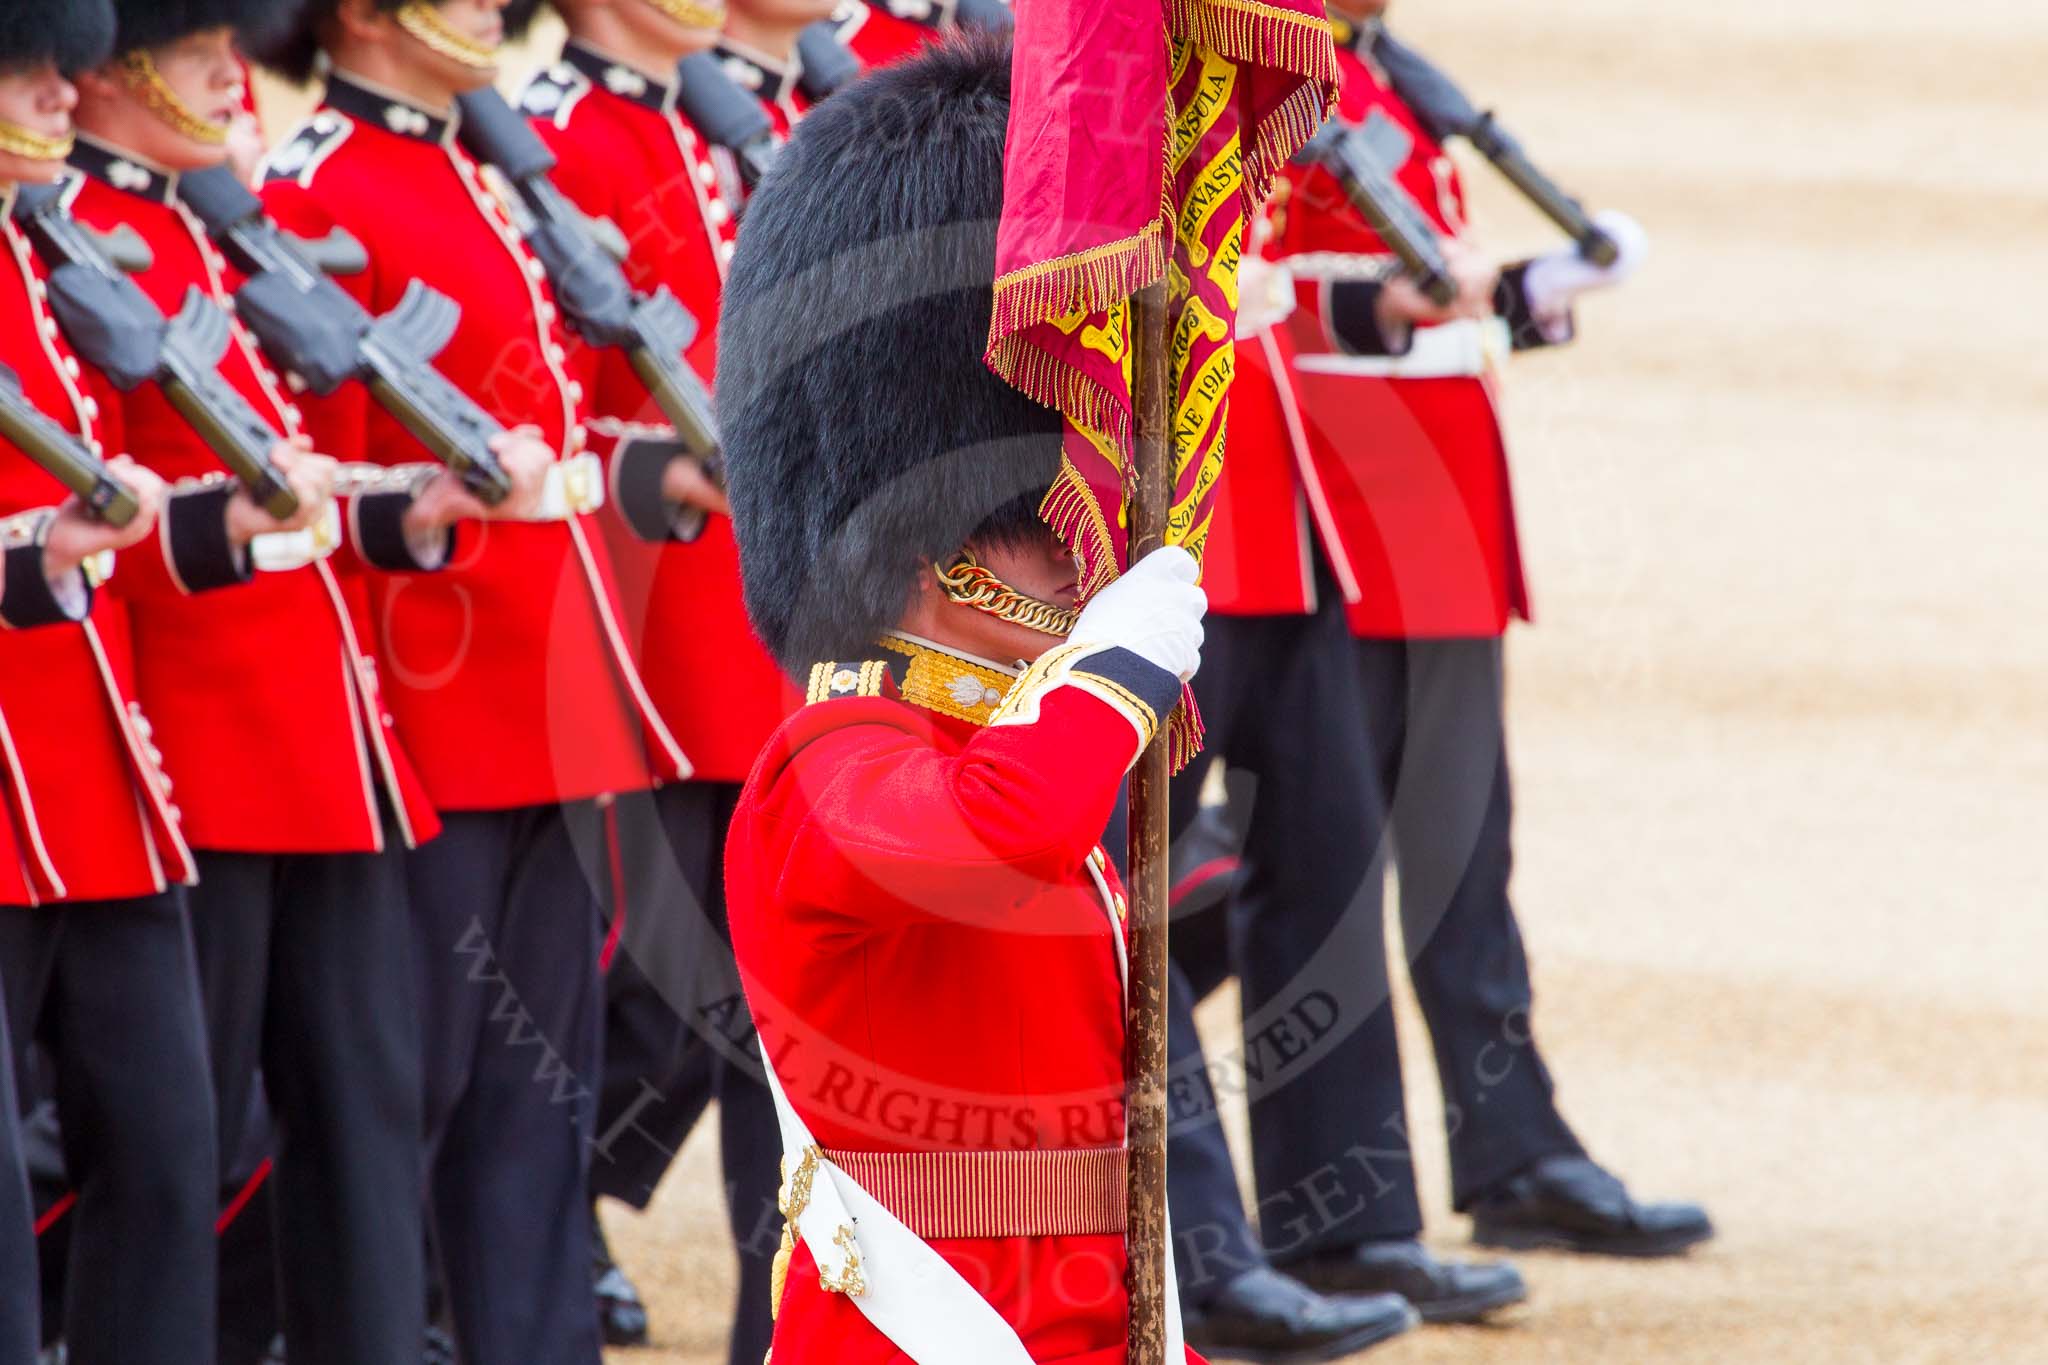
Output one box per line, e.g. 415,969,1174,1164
0,0,117,74
502,0,549,42
240,0,406,86
716,32,1062,674
110,0,281,55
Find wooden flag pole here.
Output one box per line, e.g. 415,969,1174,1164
1124,276,1174,1365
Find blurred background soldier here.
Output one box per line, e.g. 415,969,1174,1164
713,0,838,135
825,0,1012,71
0,5,227,1359
248,1,682,1361
1179,0,1707,1325
61,3,506,1359
506,0,785,1354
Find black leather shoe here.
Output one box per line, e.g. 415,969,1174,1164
1292,1238,1527,1324
591,1203,652,1346
422,1324,457,1365
1470,1155,1714,1258
1183,1265,1418,1363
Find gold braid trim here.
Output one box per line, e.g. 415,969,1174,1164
0,119,73,162
118,52,230,147
933,550,1080,639
768,1144,865,1324
877,634,1016,727
645,0,729,28
394,2,502,70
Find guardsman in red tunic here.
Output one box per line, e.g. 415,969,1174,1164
505,0,787,1354
716,37,1412,1365
826,0,1011,71
716,0,835,135
1180,0,1712,1301
64,4,520,1358
0,5,229,1360
247,3,690,1361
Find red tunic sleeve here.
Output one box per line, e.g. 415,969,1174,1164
762,644,1179,928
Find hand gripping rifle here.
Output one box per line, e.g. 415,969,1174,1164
174,165,511,505
674,51,778,193
12,183,299,518
1295,112,1459,307
454,87,722,537
0,362,140,526
1370,27,1620,266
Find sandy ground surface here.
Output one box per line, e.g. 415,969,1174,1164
273,2,2048,1357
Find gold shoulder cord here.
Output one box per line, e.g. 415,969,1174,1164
0,120,72,162
118,52,230,146
394,2,501,70
933,549,1080,638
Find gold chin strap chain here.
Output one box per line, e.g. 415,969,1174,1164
0,119,73,162
645,0,729,28
394,2,502,70
118,51,230,147
934,550,1080,639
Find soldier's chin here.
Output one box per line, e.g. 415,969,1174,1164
173,138,233,172
437,50,502,93
0,153,68,185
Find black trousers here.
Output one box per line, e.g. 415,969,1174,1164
1163,590,1387,1287
1240,636,1583,1255
0,990,35,1362
0,892,217,1365
189,829,424,1365
410,803,608,1365
589,782,781,1365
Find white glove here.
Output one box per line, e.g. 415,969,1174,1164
1235,256,1298,339
1069,545,1207,682
1520,209,1650,324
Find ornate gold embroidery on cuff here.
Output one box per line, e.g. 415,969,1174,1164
989,641,1160,751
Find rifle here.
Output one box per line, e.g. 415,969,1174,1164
12,183,299,518
674,51,778,193
1371,27,1619,266
0,362,140,527
174,165,512,505
954,0,1016,32
455,87,722,538
1296,113,1459,307
795,21,862,101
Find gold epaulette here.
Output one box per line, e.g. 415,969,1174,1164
804,659,889,705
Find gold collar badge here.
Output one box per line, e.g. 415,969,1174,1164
878,634,1018,727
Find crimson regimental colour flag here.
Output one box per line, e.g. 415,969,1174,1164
984,0,1338,766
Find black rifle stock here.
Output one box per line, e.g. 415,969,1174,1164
795,22,862,101
456,87,721,538
0,362,140,526
1297,117,1458,307
175,166,511,505
674,51,778,193
12,183,299,518
1371,28,1618,266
